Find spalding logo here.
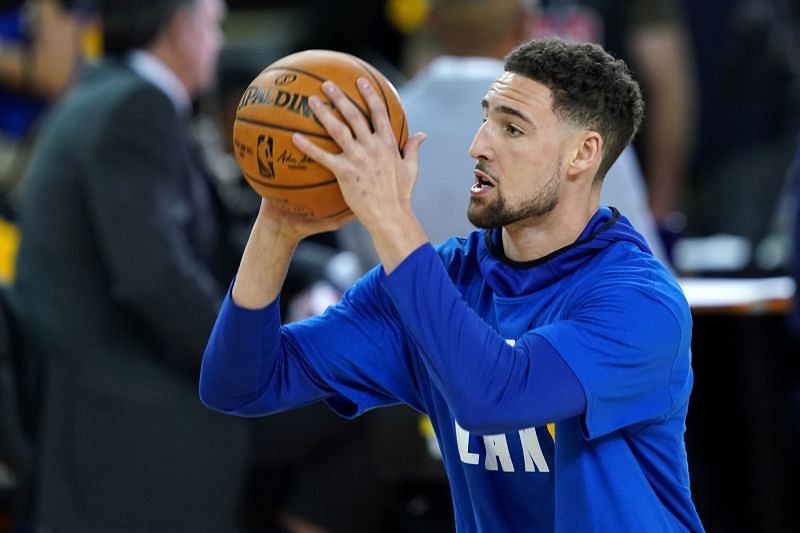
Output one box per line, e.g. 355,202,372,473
274,73,297,86
238,86,314,119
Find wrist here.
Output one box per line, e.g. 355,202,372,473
366,211,429,274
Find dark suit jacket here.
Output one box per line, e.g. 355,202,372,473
12,59,250,533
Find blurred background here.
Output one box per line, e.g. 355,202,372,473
2,0,800,531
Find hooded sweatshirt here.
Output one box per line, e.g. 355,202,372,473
200,207,704,532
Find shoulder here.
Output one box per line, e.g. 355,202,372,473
577,244,691,340
434,232,483,270
67,62,174,124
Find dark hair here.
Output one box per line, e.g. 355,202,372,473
99,0,195,56
504,38,644,180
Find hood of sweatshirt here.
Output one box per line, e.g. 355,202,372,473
473,207,653,297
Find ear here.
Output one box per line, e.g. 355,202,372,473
566,130,602,180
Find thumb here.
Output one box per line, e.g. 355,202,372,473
401,132,426,164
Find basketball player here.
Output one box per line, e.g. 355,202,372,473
201,39,704,531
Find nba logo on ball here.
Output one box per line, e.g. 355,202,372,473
233,50,408,218
256,135,275,179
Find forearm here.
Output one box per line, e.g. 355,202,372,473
202,205,341,413
232,214,299,309
380,245,585,433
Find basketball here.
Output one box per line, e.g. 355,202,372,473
233,50,409,218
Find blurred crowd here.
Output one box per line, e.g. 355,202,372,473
1,0,800,531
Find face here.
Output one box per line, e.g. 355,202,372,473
467,72,569,229
177,0,226,95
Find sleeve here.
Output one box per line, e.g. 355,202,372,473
200,270,427,418
534,275,689,439
84,87,222,379
199,287,332,416
380,244,586,435
286,267,427,417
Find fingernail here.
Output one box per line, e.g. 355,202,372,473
322,81,335,94
357,78,369,89
309,96,321,108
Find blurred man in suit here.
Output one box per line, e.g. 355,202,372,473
11,0,250,531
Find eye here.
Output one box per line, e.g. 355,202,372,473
505,124,523,137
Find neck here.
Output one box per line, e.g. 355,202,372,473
500,189,601,262
148,43,193,96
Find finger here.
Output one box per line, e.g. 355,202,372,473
292,132,342,173
321,81,373,140
402,132,427,163
308,94,355,150
356,78,392,140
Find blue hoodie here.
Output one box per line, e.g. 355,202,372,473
200,207,704,532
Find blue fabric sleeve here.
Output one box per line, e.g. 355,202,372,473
285,268,428,417
534,274,690,440
380,244,586,435
199,286,333,416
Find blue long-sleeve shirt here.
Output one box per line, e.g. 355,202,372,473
200,207,704,532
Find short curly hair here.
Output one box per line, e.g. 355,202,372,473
504,38,644,180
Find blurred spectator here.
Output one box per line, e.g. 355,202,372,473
526,0,697,254
0,0,95,206
0,0,97,289
10,0,251,531
681,0,800,268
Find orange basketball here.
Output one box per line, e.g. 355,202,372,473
233,50,408,218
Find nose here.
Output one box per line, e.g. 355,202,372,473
468,121,491,161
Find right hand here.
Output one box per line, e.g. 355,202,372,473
256,198,356,245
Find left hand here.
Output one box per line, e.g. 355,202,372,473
291,78,426,234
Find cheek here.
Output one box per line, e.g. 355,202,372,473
197,36,217,69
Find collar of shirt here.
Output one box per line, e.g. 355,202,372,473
127,50,191,116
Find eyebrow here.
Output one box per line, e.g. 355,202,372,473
481,98,534,126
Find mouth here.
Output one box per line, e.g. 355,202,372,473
470,168,496,195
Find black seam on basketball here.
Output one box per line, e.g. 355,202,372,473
262,66,328,83
260,66,370,123
235,117,333,140
243,171,338,189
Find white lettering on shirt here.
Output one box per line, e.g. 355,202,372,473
519,427,550,472
456,420,480,464
455,421,551,473
483,434,515,472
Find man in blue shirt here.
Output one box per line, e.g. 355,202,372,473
200,38,704,532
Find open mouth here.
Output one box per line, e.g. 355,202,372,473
471,169,496,194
